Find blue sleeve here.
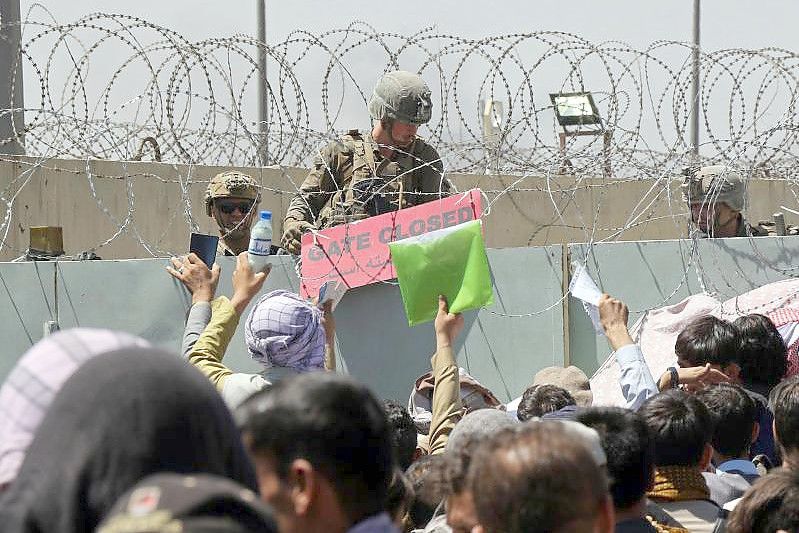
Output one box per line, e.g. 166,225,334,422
614,344,659,411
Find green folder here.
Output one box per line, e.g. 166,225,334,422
389,219,494,326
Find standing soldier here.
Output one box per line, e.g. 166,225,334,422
205,171,262,256
682,165,770,238
280,70,452,255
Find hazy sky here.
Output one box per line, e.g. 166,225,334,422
21,1,799,51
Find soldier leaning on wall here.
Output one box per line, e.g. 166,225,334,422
205,171,278,256
682,165,799,238
280,70,453,255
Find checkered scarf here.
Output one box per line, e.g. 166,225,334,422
0,328,150,487
244,290,325,372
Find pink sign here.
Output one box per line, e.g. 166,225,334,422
300,189,483,298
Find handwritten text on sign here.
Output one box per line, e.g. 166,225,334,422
300,189,483,298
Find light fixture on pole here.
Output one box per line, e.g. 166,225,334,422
549,91,612,177
480,98,503,173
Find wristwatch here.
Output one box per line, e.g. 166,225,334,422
667,366,679,389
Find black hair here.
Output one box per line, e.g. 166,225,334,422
770,376,799,455
516,384,576,422
639,389,714,467
675,315,740,368
695,383,757,458
386,469,413,526
238,373,393,524
727,468,799,533
733,314,788,393
383,399,417,471
405,454,449,528
576,407,654,510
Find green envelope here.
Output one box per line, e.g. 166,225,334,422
389,219,494,326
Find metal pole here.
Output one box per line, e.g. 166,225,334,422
690,0,700,158
0,0,25,155
256,0,268,166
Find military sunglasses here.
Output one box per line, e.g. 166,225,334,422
216,200,254,215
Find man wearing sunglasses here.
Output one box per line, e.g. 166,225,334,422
205,171,266,256
681,166,796,239
281,70,452,255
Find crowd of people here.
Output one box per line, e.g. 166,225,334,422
2,246,799,533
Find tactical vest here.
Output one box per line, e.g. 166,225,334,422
319,130,427,229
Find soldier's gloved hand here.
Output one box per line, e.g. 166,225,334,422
281,220,315,255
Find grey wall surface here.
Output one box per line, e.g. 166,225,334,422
7,237,799,404
568,237,799,376
0,247,565,403
6,155,799,262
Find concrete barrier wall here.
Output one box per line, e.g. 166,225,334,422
2,236,799,402
2,156,798,260
0,247,565,403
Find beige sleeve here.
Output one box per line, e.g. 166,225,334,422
186,296,242,392
428,345,462,455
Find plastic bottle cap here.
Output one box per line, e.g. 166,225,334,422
260,210,272,220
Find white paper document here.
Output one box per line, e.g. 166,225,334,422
569,263,605,336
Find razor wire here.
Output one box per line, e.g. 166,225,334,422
2,10,799,317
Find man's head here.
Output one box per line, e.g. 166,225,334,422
244,291,326,374
384,400,418,470
682,165,746,237
438,410,515,533
443,435,482,533
405,454,449,529
445,408,516,453
386,469,413,528
467,422,613,533
639,389,714,468
236,373,393,533
517,384,576,422
532,365,594,407
368,70,432,149
576,407,654,512
205,171,260,240
675,315,741,381
695,384,758,462
769,376,799,465
727,468,799,533
734,313,788,392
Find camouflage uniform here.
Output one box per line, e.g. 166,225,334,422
281,70,451,254
204,171,261,256
283,129,449,229
682,165,768,238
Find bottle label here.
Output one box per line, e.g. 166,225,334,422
248,238,272,256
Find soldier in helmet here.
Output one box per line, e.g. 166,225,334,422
205,171,262,256
682,165,768,238
280,70,452,254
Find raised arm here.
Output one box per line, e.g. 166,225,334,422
166,253,220,358
428,295,465,455
187,252,267,390
598,294,658,410
321,300,337,371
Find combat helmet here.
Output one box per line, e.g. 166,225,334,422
368,70,433,126
681,165,746,212
205,171,260,216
